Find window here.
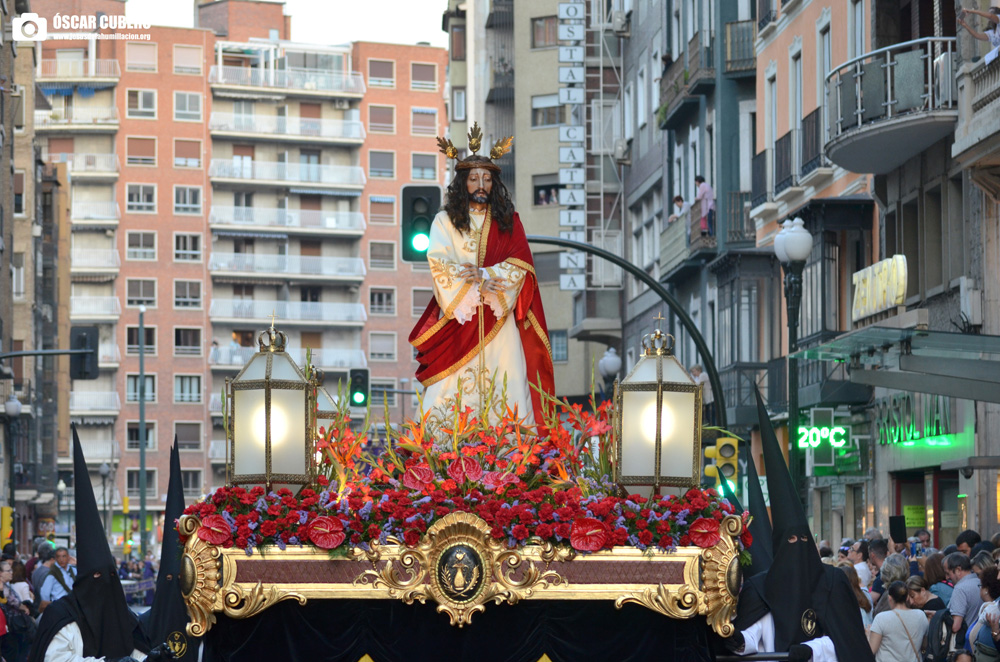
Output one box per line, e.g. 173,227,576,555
174,92,202,121
531,94,565,128
126,374,156,403
13,173,24,214
368,105,394,133
13,90,24,129
127,184,156,213
650,50,660,117
451,24,466,60
411,63,437,91
368,59,395,87
174,234,202,261
624,84,634,140
452,87,467,122
127,469,157,497
174,139,201,168
173,45,202,74
126,137,156,165
369,242,395,269
176,422,202,451
127,89,156,118
411,108,437,135
12,254,24,301
174,375,202,403
369,151,395,178
549,330,569,362
370,379,397,406
412,288,433,316
126,326,156,355
126,422,155,451
174,280,202,308
532,16,558,48
369,196,395,224
532,174,563,206
126,279,156,307
126,231,156,260
370,288,396,315
412,154,436,180
852,0,865,59
370,333,396,361
174,328,202,356
126,43,157,72
637,68,647,128
181,470,203,496
174,186,202,214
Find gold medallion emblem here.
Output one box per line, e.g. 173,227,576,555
801,608,818,637
436,543,485,604
167,631,188,658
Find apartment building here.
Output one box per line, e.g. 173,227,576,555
353,41,447,423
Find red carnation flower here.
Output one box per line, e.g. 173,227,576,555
555,522,572,539
638,530,654,546
512,524,529,540
259,520,278,538
402,464,435,491
403,529,421,547
447,457,484,483
309,516,346,550
570,517,609,552
689,517,722,548
535,523,554,540
741,528,753,549
196,514,231,546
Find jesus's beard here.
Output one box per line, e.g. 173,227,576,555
471,190,489,204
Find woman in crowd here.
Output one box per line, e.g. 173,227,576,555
873,554,911,618
905,575,946,614
869,581,929,662
973,550,997,579
9,561,32,607
841,562,874,628
923,552,954,604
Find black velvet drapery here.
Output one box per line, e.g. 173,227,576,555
203,599,715,662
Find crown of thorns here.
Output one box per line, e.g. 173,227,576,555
436,122,513,171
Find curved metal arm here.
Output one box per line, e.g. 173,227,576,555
526,234,727,431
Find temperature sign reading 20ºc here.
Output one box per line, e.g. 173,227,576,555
797,426,850,449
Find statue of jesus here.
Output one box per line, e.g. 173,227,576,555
409,123,555,426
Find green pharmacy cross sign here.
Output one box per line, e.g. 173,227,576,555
797,425,851,449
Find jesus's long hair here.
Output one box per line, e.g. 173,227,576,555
443,156,515,234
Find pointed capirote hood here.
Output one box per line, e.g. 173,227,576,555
139,438,196,658
743,431,774,576
73,424,116,576
755,387,809,552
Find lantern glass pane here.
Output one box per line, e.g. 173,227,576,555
316,385,337,412
270,353,304,381
658,390,697,480
238,353,269,380
620,390,659,477
270,388,307,475
233,389,267,475
626,354,693,384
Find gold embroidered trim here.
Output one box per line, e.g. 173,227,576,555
526,311,552,359
507,257,534,275
477,207,492,268
444,281,474,320
421,316,507,387
411,313,450,348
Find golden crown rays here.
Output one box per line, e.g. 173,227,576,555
436,121,513,166
436,136,459,160
467,122,484,154
490,136,513,160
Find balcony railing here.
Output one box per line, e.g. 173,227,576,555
659,212,690,275
208,159,366,187
686,30,714,90
69,391,121,412
971,56,1000,114
773,130,795,195
751,150,769,208
208,112,366,140
71,249,120,269
50,153,120,174
209,206,366,232
71,201,120,220
720,359,787,422
70,296,121,317
98,343,121,364
39,59,120,78
726,191,754,243
209,439,227,461
208,253,366,279
724,20,756,73
209,299,367,323
800,107,824,176
686,198,716,253
757,0,777,31
208,65,366,95
209,346,367,369
35,106,119,127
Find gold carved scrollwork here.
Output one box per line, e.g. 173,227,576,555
700,515,744,638
178,515,223,638
222,581,306,620
354,546,431,606
615,582,701,621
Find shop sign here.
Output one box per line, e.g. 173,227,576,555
902,505,926,527
871,391,952,446
796,425,850,449
851,255,908,322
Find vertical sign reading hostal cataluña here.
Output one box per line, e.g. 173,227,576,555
558,3,586,291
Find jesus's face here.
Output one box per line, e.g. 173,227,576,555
466,168,493,205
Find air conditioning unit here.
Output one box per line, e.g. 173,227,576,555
333,99,350,110
613,139,630,165
612,11,630,37
933,52,954,107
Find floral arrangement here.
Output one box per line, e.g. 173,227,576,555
183,381,752,561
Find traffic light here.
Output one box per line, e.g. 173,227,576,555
1,507,12,546
705,437,739,491
348,368,369,407
401,185,441,263
69,326,99,380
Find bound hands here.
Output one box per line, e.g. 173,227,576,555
986,612,1000,639
459,263,509,296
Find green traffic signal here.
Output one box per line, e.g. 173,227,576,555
401,185,441,262
412,232,430,252
352,391,365,405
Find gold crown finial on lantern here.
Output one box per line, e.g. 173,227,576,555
641,315,674,357
258,327,288,352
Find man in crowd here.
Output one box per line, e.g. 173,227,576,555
947,552,983,641
869,538,889,603
864,527,884,540
957,530,982,556
916,529,932,549
30,542,54,594
39,547,76,602
847,539,873,587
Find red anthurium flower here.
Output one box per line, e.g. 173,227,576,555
197,514,231,546
570,517,609,552
689,517,722,548
402,464,435,491
447,457,483,483
310,516,346,550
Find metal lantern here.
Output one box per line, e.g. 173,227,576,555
227,327,314,488
614,326,702,490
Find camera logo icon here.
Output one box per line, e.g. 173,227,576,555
12,13,48,41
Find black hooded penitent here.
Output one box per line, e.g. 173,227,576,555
28,425,141,662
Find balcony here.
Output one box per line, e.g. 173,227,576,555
207,252,366,282
209,299,366,326
35,107,119,132
71,249,120,277
74,438,119,463
952,55,1000,188
487,67,514,104
70,296,121,321
726,191,755,244
750,149,778,217
661,198,717,282
720,358,787,426
38,59,120,81
50,153,119,181
825,37,958,174
209,440,227,463
208,206,366,237
208,159,366,190
209,346,367,370
208,65,366,97
208,112,366,144
659,214,689,276
98,343,121,368
757,0,778,35
773,129,801,201
724,20,756,76
657,31,713,130
71,201,120,227
798,107,833,188
69,391,121,415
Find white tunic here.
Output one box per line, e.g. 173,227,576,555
418,209,535,427
44,622,146,662
740,613,838,662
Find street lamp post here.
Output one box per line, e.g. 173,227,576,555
773,218,814,499
56,479,66,525
4,394,22,523
99,462,110,537
138,304,148,560
597,347,622,403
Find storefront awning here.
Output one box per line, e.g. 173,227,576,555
792,324,1000,403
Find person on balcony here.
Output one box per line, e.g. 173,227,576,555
695,175,716,237
958,7,1000,49
668,195,691,244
